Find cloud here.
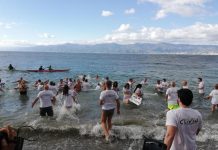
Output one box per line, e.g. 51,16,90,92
101,10,113,17
102,22,218,45
138,0,207,19
0,22,16,29
116,24,130,32
39,33,55,38
125,8,135,15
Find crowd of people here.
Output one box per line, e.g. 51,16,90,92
0,74,218,149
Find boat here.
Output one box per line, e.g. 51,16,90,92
26,69,70,72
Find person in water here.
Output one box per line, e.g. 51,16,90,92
38,66,44,71
112,81,119,94
133,84,143,98
99,80,120,141
205,83,218,112
32,85,56,117
48,65,53,70
17,80,28,95
165,81,179,110
8,64,14,71
164,89,202,150
123,83,132,104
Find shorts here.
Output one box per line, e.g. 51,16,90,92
168,104,179,110
20,91,27,95
40,106,53,117
101,109,114,122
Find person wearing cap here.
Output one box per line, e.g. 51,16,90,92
164,89,202,150
32,85,56,117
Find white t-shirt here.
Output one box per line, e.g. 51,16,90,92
49,85,58,95
82,82,90,92
182,86,189,89
166,87,178,105
62,90,76,107
123,87,131,100
140,80,148,85
95,85,101,90
198,81,204,94
37,90,55,108
99,90,119,110
209,89,218,105
166,108,202,150
37,84,44,91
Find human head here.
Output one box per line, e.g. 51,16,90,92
177,89,193,106
157,80,161,84
124,83,130,89
134,84,142,93
113,81,118,88
171,81,176,87
85,79,88,82
44,85,49,90
198,78,202,82
105,76,109,81
181,80,188,86
215,84,218,90
105,80,112,89
163,79,166,82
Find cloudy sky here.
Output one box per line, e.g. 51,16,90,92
0,0,218,47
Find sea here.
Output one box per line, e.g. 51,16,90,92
0,51,218,150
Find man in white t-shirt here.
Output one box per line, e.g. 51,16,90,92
165,81,179,110
82,79,91,92
198,78,205,95
164,89,202,150
32,85,56,117
99,80,120,141
205,83,218,112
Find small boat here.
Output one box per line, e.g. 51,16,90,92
26,69,70,72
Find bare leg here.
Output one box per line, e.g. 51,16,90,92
101,111,109,139
212,105,215,112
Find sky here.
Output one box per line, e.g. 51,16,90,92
0,0,218,47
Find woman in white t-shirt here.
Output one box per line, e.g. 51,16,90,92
123,83,132,104
61,85,77,109
205,84,218,112
134,84,143,98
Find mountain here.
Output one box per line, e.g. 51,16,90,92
1,43,218,55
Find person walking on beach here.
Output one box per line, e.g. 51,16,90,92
205,84,218,112
165,81,179,110
164,89,202,150
32,85,56,117
99,80,120,141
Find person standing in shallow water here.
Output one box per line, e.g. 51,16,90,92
164,89,202,150
99,80,120,141
205,84,218,112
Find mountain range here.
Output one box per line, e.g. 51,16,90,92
1,43,218,55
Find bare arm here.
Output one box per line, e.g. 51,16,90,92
164,125,177,150
32,97,39,108
116,99,120,115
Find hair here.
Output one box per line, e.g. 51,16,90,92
134,84,142,93
215,84,218,89
198,78,202,82
50,81,55,86
63,84,69,96
157,80,161,84
124,83,130,89
163,79,166,82
105,76,109,80
85,79,88,82
105,80,112,89
44,85,49,90
181,80,188,86
171,81,176,87
113,81,118,88
177,89,193,106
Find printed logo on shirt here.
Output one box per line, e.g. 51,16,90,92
180,118,199,125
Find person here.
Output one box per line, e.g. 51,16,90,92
74,79,82,92
198,77,205,95
205,84,218,112
68,78,75,89
164,89,202,150
99,80,120,141
133,84,143,98
0,78,5,92
0,125,17,150
38,66,44,71
13,77,28,84
155,80,164,94
61,85,77,108
96,74,99,80
32,85,56,117
165,81,179,110
49,81,58,95
17,80,28,95
48,65,53,70
123,83,132,104
181,80,189,89
128,78,135,92
82,79,91,92
162,79,169,92
95,83,101,90
140,78,148,85
58,79,65,92
8,64,14,71
112,81,119,94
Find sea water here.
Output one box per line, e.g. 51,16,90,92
0,51,218,150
